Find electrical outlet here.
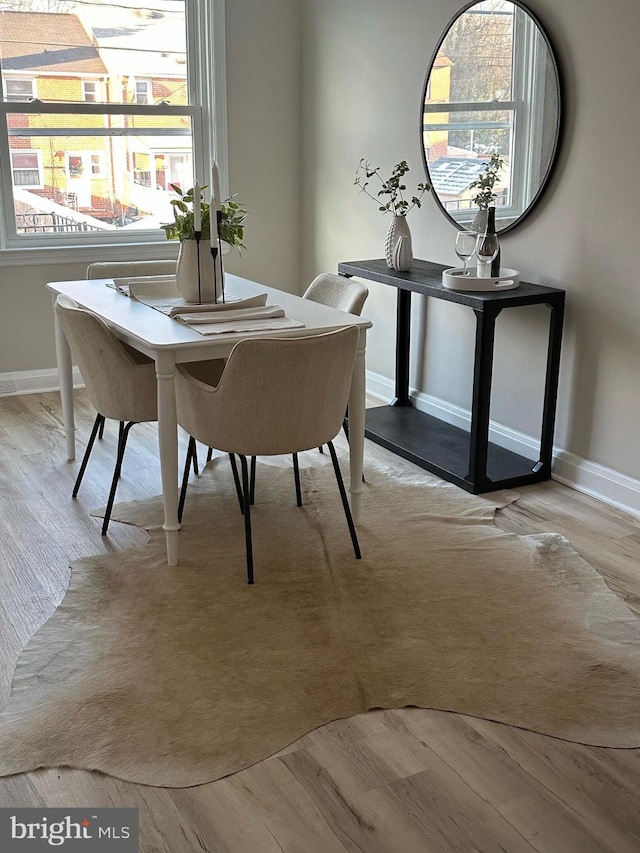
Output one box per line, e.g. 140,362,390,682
0,380,16,395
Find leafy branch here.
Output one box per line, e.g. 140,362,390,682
354,159,430,216
219,196,247,253
469,152,504,210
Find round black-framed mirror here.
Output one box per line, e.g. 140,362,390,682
420,0,562,235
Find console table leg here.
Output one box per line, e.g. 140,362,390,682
467,307,501,487
391,288,412,406
539,298,565,474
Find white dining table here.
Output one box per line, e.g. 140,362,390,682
47,273,372,565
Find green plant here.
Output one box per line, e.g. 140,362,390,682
469,152,504,210
218,196,247,252
355,159,430,216
161,184,248,253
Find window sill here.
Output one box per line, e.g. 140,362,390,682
0,241,179,268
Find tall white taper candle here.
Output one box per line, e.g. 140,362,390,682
211,160,221,213
193,181,201,232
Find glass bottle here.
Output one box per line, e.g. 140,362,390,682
475,206,501,278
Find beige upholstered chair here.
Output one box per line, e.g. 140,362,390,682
86,259,176,280
303,272,369,455
56,295,158,535
176,327,362,584
303,273,369,315
87,257,205,478
200,273,369,489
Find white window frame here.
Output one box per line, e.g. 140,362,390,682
1,102,202,249
89,152,105,178
0,0,228,263
133,78,152,105
10,148,43,189
82,80,99,103
3,77,36,103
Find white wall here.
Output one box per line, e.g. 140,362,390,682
301,0,640,491
0,0,302,374
225,0,302,292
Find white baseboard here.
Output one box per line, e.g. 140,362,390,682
0,367,84,397
366,369,640,519
3,365,639,519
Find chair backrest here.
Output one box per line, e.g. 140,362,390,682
303,273,369,316
176,327,360,456
56,295,157,424
86,260,176,280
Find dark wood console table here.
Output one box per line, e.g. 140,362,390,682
338,258,565,494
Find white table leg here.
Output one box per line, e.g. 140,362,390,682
53,297,76,461
348,330,367,524
156,351,180,565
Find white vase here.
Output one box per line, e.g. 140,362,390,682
385,215,413,271
175,240,222,304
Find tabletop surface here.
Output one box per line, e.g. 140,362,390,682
48,274,372,354
338,258,566,309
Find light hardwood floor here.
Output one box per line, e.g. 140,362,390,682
1,390,639,853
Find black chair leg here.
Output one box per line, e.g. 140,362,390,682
192,442,199,476
250,456,256,505
98,416,105,440
292,453,302,506
228,453,244,513
116,421,125,481
239,455,254,584
206,447,213,463
327,440,361,559
102,420,136,536
178,436,196,523
72,413,104,498
318,445,324,453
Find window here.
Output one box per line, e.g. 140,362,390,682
4,78,35,102
83,81,98,102
0,0,224,251
134,80,151,105
90,153,104,177
133,152,152,187
10,150,42,187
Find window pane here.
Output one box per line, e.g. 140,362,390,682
83,82,97,102
0,0,205,248
5,79,34,102
11,151,38,169
423,108,512,161
436,0,514,105
8,112,194,233
423,109,511,213
135,81,150,105
0,3,187,105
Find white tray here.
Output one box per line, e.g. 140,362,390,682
442,267,520,292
